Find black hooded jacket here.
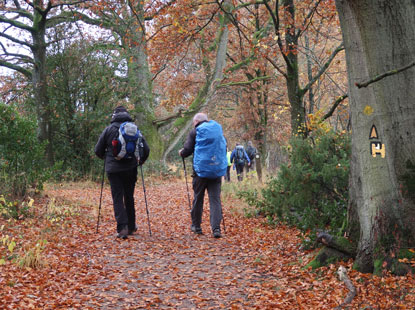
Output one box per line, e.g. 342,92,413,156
95,110,150,173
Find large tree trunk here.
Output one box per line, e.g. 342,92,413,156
124,2,164,159
32,3,54,164
282,0,304,134
336,0,415,273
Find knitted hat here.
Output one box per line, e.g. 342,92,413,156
113,106,128,114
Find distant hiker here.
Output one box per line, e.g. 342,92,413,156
245,141,257,174
230,143,250,182
225,148,232,182
95,106,150,239
179,113,227,238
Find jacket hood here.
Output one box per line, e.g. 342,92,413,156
111,111,133,123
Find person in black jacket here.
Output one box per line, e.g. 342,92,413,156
245,141,257,174
179,113,224,238
95,106,150,239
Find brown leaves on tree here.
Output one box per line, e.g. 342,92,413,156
0,179,414,309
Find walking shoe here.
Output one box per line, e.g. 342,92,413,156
191,225,202,235
128,224,138,235
117,227,128,239
213,229,222,238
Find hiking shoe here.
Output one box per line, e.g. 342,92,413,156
117,227,128,239
191,225,202,235
213,229,222,238
128,224,138,235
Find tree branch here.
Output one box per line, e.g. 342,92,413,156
46,11,85,28
152,106,187,125
226,54,254,72
49,0,89,9
355,61,415,88
0,59,32,78
145,0,177,21
0,32,33,48
301,42,344,95
0,15,34,32
265,55,288,78
321,94,348,121
151,63,166,81
68,11,113,30
262,0,292,69
295,0,322,39
235,1,265,10
6,7,33,20
218,75,272,88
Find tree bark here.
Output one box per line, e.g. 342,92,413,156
122,1,164,159
32,1,54,164
282,0,304,134
335,0,415,273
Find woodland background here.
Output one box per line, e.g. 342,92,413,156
1,0,415,308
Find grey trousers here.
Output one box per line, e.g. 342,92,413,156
192,175,222,231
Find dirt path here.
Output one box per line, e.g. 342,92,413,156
74,180,297,309
2,179,414,309
42,179,310,309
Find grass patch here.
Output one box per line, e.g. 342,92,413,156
18,240,47,269
222,172,264,217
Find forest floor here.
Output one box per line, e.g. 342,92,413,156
1,177,415,309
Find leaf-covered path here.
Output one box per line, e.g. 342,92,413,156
1,179,415,309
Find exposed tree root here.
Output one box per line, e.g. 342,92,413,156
316,232,357,257
307,232,357,269
335,266,357,309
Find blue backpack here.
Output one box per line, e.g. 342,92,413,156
194,120,227,179
235,146,246,165
112,122,144,161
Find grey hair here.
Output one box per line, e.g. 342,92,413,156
193,113,208,124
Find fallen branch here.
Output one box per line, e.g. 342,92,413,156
355,61,415,88
335,266,356,309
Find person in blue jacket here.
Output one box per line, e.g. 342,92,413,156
230,143,250,181
179,113,226,238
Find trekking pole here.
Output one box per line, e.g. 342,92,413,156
182,157,192,210
140,165,152,236
96,160,106,233
222,206,226,233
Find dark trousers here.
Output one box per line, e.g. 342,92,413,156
192,175,222,232
246,159,255,173
225,166,231,182
235,163,244,181
107,167,137,233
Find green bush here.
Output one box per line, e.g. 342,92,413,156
241,129,351,246
0,103,49,197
